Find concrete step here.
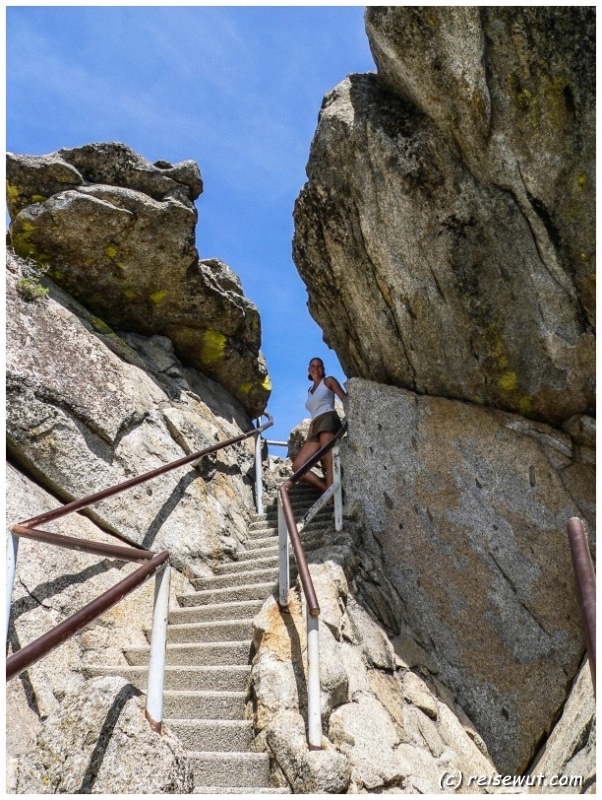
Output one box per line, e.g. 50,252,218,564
177,583,277,607
213,557,299,580
245,528,334,552
244,535,284,549
169,600,263,625
214,555,280,575
124,641,252,667
235,545,279,562
194,787,290,794
165,718,254,751
251,518,333,540
82,664,250,692
163,690,245,720
157,619,251,644
235,533,337,567
248,509,330,531
247,515,331,536
189,751,271,788
191,568,278,592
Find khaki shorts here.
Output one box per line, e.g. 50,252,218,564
306,411,342,443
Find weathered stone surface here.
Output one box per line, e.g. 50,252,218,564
6,250,258,575
293,8,594,426
287,419,311,461
7,142,270,415
12,676,193,794
365,6,595,328
251,552,497,793
530,660,595,793
265,711,351,794
343,377,594,774
5,463,191,771
7,141,202,217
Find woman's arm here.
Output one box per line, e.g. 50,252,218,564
325,376,347,405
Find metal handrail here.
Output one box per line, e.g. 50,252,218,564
277,420,347,749
6,551,169,682
277,420,348,616
19,413,274,529
567,517,596,692
6,412,274,730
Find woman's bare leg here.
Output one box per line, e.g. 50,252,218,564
318,432,336,489
289,440,327,492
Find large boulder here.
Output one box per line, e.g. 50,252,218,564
7,142,270,416
7,250,259,575
250,550,497,793
11,676,193,794
342,377,594,774
293,7,594,426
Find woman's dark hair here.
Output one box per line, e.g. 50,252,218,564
308,357,325,380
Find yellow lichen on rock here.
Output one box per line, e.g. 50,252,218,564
200,329,227,365
149,290,168,304
498,371,517,391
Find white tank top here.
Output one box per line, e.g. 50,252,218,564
305,379,335,420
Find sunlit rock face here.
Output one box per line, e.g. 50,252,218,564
342,377,594,774
7,142,270,416
6,245,263,785
293,7,594,426
292,5,595,777
12,676,193,794
6,250,259,573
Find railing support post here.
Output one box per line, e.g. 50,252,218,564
6,534,19,643
145,564,171,733
567,517,596,691
278,495,289,608
255,421,264,516
333,443,343,532
307,609,321,749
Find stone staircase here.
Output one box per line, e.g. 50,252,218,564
85,483,334,793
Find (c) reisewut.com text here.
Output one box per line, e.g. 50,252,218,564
439,770,584,790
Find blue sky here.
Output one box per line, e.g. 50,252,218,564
6,4,376,446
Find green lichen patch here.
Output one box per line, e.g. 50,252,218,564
16,276,49,302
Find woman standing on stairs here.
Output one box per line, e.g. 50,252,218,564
287,357,347,494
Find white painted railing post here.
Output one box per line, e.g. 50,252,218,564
255,422,264,516
145,564,171,733
278,496,289,608
6,534,19,643
307,609,322,749
333,442,343,532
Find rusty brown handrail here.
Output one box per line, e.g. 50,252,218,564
11,525,157,561
7,552,169,681
19,413,274,529
278,420,348,617
567,517,596,692
7,413,274,682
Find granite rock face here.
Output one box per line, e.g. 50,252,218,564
7,250,258,575
293,7,594,426
342,377,594,774
530,660,596,793
12,676,193,794
7,142,270,416
250,551,498,793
